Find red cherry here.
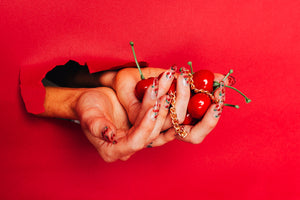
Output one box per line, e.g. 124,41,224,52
182,112,197,125
192,70,214,92
187,93,212,119
134,77,155,101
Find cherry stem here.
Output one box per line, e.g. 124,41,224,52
214,81,251,103
130,41,145,80
187,61,194,74
225,85,252,103
224,103,240,109
222,69,233,82
213,81,220,87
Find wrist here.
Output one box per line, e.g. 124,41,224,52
39,87,87,120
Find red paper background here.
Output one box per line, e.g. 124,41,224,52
1,0,299,199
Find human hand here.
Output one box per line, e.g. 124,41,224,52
74,85,170,162
148,71,231,147
110,66,231,146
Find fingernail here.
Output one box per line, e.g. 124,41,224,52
214,82,225,118
151,77,159,99
165,65,177,79
151,100,160,121
165,69,175,80
219,81,225,102
213,103,223,118
101,126,110,142
171,65,177,72
110,133,115,142
164,94,171,110
180,67,190,86
101,126,115,143
223,74,236,86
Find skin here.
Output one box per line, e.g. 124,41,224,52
39,66,228,162
107,67,228,147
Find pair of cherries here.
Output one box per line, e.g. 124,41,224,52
130,42,251,125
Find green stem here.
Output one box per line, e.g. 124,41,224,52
222,69,233,82
224,103,240,109
187,61,193,74
213,81,220,87
130,41,145,80
225,85,251,103
214,81,251,103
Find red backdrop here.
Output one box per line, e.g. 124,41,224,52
1,0,299,199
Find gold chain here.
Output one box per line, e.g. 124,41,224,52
169,72,218,138
169,91,188,138
188,73,218,104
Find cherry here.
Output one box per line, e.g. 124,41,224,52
187,61,214,92
192,70,214,92
134,77,155,101
187,93,212,119
182,112,197,125
130,42,156,100
131,41,178,101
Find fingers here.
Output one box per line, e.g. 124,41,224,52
157,66,176,98
100,87,172,162
176,81,226,144
91,105,159,163
214,73,235,86
146,94,171,143
110,105,160,160
148,128,177,147
134,77,159,125
162,68,191,130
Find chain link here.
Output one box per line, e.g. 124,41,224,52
169,72,218,138
169,91,188,138
188,73,219,104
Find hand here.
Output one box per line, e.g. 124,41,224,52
148,72,231,147
108,66,230,146
112,67,174,125
74,85,170,162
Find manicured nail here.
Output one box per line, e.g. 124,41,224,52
101,126,111,142
164,94,171,110
151,100,160,121
180,67,190,86
219,81,225,102
223,74,236,86
171,65,177,72
110,133,115,142
214,82,225,118
213,103,224,118
165,70,175,80
101,126,115,143
165,65,177,79
151,77,159,99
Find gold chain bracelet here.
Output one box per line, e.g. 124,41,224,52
169,72,218,138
